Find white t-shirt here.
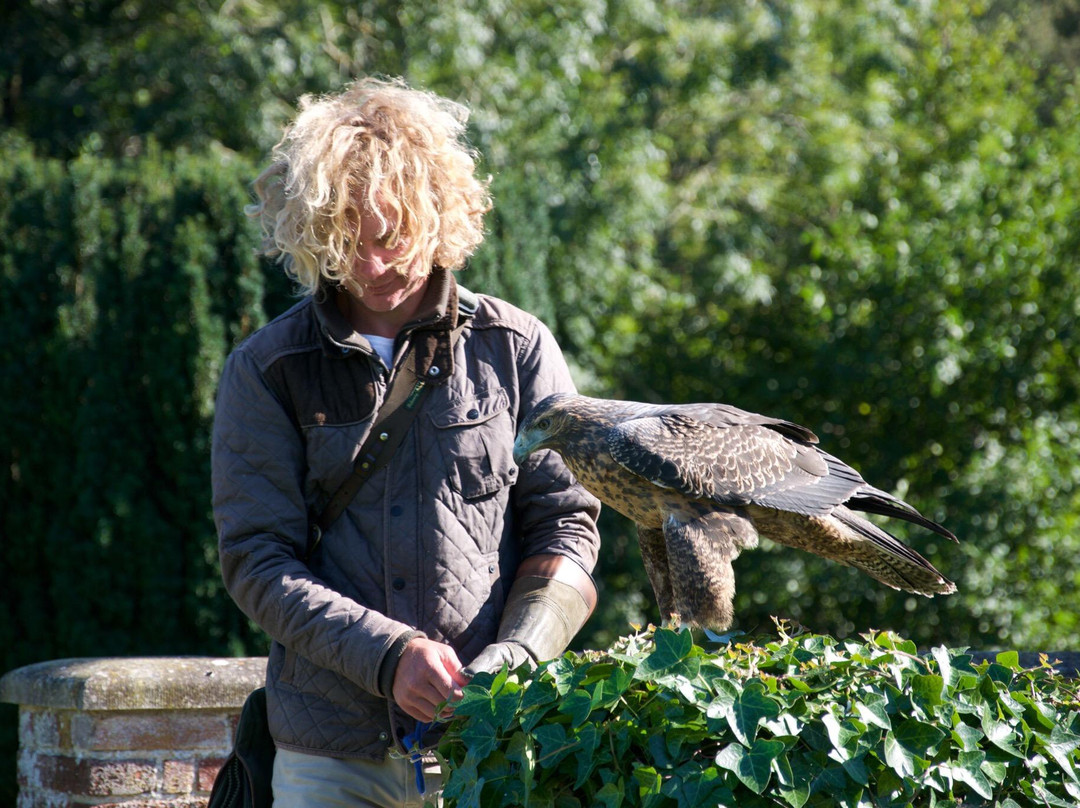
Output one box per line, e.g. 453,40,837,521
365,334,395,369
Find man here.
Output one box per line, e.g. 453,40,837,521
211,77,601,807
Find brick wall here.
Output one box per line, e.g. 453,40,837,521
1,657,266,808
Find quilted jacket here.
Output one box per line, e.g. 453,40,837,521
211,268,601,759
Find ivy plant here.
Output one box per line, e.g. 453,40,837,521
436,624,1080,807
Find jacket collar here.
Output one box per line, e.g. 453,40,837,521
313,268,464,381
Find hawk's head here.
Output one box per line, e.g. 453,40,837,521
513,393,579,465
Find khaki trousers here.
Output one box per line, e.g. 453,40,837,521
272,746,444,807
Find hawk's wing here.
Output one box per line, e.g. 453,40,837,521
606,412,864,516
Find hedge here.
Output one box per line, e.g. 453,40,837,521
438,626,1080,807
0,135,298,798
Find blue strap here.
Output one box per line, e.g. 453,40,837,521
402,720,431,795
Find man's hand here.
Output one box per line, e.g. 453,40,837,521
391,637,468,722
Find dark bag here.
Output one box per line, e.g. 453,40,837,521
207,687,275,808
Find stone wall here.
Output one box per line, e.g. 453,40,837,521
0,657,266,808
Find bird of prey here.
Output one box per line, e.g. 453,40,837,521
513,394,957,631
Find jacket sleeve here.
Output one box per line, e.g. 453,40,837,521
512,319,602,572
211,345,417,696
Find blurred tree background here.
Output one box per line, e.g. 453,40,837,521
3,0,1080,800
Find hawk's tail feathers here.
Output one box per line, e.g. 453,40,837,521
847,489,958,543
833,507,957,596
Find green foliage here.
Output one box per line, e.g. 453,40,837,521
438,626,1080,807
526,0,1080,651
0,134,281,674
0,0,351,159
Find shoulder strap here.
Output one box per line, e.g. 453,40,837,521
305,312,469,559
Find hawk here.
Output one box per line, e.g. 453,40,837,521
513,394,956,631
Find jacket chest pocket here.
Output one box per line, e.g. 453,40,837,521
430,387,517,499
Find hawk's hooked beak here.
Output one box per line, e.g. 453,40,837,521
512,428,544,465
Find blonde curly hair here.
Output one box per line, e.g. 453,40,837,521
248,76,492,296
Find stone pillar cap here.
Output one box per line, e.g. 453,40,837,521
0,657,267,711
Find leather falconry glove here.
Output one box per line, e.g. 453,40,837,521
463,554,597,677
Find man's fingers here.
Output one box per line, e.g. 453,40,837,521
438,645,469,689
392,638,469,722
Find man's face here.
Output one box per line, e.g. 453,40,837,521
345,204,428,313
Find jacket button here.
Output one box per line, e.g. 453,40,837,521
340,346,351,355
392,577,406,591
466,408,480,420
379,731,388,741
390,505,403,517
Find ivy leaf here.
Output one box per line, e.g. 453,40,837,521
664,764,730,808
841,754,870,787
650,726,709,768
981,758,1008,786
1044,724,1080,782
884,719,944,778
521,676,559,713
785,677,813,694
815,763,857,796
855,692,892,731
573,723,603,788
983,662,1015,688
519,677,559,733
634,765,663,800
558,686,602,728
911,673,945,719
1030,780,1075,807
533,722,572,769
593,779,624,808
505,731,536,796
442,747,480,803
547,655,584,695
453,773,486,808
655,657,705,701
894,717,947,756
716,739,785,794
1066,779,1080,802
763,710,805,739
771,751,811,808
634,627,693,680
946,750,995,800
459,718,499,760
995,650,1021,668
705,678,740,713
1014,691,1058,732
594,664,633,709
492,682,523,732
981,711,1025,758
820,710,866,762
453,682,501,721
726,680,781,746
951,722,985,752
931,645,955,687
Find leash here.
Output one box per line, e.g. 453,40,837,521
401,721,431,795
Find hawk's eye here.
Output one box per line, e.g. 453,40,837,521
536,417,552,431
